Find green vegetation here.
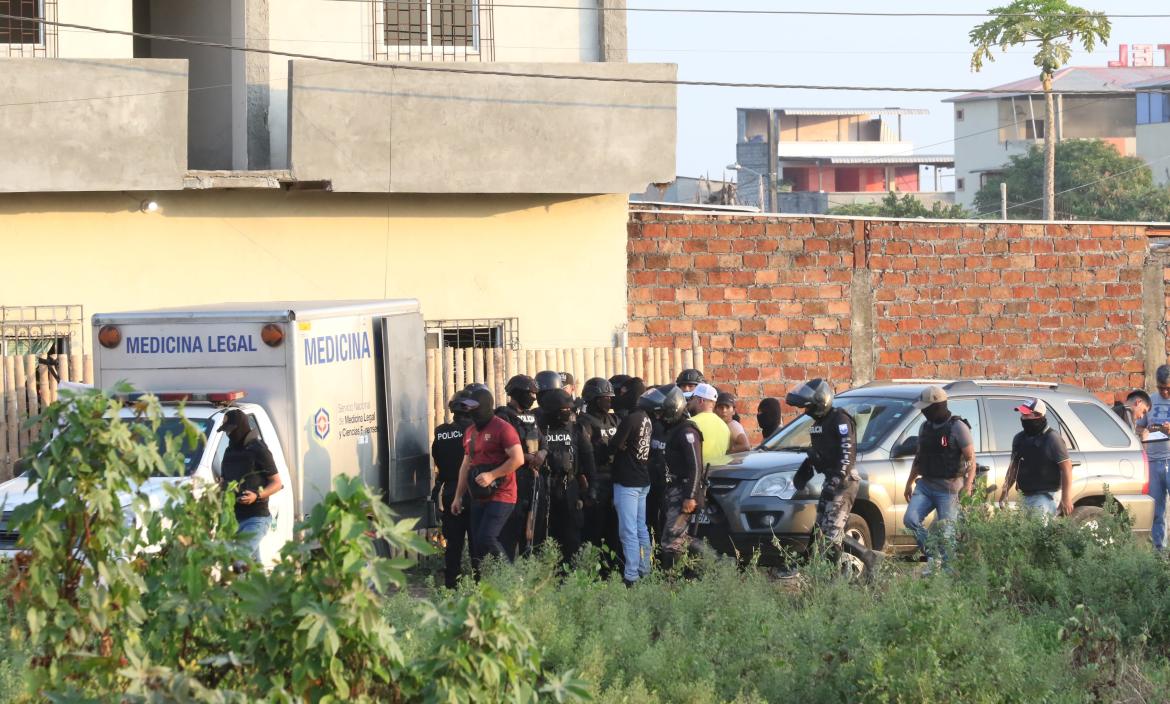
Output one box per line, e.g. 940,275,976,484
4,388,1170,702
974,139,1170,221
827,191,973,219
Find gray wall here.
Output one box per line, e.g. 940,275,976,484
149,0,233,170
287,60,677,194
0,58,187,192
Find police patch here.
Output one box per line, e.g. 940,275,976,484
839,424,849,435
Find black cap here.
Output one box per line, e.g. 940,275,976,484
220,408,248,433
559,371,576,387
539,388,575,412
716,391,736,408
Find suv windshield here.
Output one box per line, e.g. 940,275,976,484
762,395,916,454
135,417,212,476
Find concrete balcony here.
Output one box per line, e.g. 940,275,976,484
286,60,678,194
0,59,187,193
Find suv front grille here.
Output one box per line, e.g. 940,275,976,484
708,479,741,496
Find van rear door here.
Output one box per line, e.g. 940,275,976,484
378,314,430,505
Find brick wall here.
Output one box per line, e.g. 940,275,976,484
628,211,1153,434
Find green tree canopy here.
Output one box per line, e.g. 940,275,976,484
973,139,1170,221
828,191,973,219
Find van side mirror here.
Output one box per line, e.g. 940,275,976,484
892,436,918,459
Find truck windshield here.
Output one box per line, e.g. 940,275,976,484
761,396,916,454
135,417,213,476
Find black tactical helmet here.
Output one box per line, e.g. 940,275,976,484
448,390,479,414
581,377,615,403
1158,364,1170,386
464,382,490,395
609,374,631,394
539,388,574,413
534,370,563,393
505,374,538,395
638,384,687,424
676,369,706,386
785,378,834,419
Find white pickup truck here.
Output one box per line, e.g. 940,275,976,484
0,300,430,565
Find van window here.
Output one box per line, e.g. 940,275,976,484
1068,402,1131,448
898,398,982,452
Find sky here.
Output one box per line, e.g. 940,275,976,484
626,0,1163,181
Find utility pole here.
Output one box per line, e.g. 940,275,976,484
1000,181,1008,219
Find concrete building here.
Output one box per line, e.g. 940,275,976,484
1136,77,1170,185
948,66,1170,209
733,107,954,214
0,0,675,349
630,175,735,206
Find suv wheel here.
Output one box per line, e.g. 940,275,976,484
1071,505,1114,546
838,513,873,580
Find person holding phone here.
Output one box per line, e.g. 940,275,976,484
1140,365,1170,551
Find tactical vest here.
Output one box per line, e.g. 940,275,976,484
498,405,541,456
580,412,618,471
1016,429,1062,493
809,408,858,481
917,416,969,480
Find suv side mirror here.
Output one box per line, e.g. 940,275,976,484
892,436,918,459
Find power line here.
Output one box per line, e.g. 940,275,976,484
323,0,1170,20
2,13,1165,96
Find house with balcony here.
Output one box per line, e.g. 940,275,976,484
0,0,676,350
947,66,1170,209
733,107,954,214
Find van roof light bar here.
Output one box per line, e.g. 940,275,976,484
118,390,246,406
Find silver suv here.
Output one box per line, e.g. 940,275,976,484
699,380,1154,563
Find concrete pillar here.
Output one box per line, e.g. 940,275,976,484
850,221,874,385
247,0,271,169
599,0,628,62
1143,255,1167,388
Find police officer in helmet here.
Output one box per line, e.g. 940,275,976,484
533,370,564,425
642,385,705,572
675,369,706,396
534,388,596,567
786,378,882,579
432,391,476,588
496,374,545,559
578,377,621,568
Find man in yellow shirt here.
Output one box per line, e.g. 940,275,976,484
686,383,730,466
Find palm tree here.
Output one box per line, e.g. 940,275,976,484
970,0,1110,220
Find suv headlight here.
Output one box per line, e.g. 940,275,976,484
751,474,796,499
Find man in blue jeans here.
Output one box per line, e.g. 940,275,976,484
217,409,283,562
1140,365,1170,551
610,389,655,585
902,387,976,573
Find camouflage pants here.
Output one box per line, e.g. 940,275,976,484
660,485,694,555
813,475,859,546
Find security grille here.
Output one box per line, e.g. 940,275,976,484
0,305,83,357
374,0,494,62
425,317,518,350
1,0,57,57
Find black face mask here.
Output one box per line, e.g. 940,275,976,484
1021,417,1047,436
593,397,613,414
555,409,574,425
452,412,473,429
510,391,535,411
922,402,950,424
757,402,782,436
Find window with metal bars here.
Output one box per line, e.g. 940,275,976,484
375,0,493,61
1,0,56,56
425,318,518,350
385,0,475,48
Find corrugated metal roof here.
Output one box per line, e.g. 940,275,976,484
946,66,1170,103
780,155,955,166
776,108,929,116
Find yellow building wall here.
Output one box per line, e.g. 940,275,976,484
0,191,629,349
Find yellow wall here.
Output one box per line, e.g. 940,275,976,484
0,191,629,349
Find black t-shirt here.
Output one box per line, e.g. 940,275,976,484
220,433,279,520
431,422,467,499
612,409,653,487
